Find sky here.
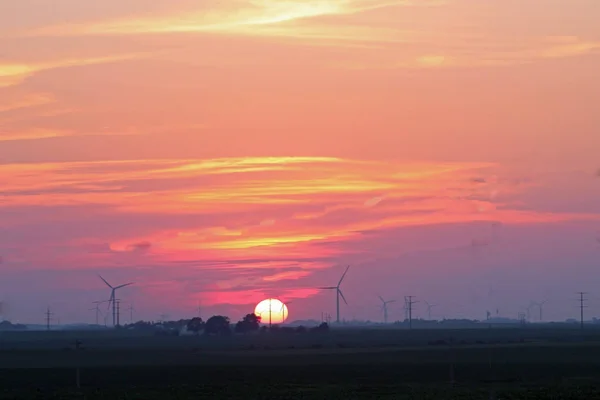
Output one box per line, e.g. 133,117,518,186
1,0,599,325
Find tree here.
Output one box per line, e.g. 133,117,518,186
235,313,261,334
186,317,204,333
204,315,231,335
310,322,329,333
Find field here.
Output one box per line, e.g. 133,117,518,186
2,327,600,399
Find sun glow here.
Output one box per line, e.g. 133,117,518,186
254,298,289,324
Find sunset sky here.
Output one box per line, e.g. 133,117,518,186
1,0,599,325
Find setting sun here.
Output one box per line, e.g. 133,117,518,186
254,298,289,324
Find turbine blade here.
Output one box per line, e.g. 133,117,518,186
388,300,396,304
106,292,114,311
338,289,348,305
337,265,350,286
319,287,336,290
378,295,385,303
115,282,134,289
98,274,113,289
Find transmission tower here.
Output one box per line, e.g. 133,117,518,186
128,304,134,324
404,296,418,329
45,307,53,331
577,292,588,330
116,299,121,327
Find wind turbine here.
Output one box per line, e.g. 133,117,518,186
89,300,108,325
98,275,133,327
319,265,350,324
378,296,396,324
532,299,548,321
424,301,436,320
525,303,534,321
279,300,292,323
128,302,135,324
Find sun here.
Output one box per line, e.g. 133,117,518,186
254,298,289,324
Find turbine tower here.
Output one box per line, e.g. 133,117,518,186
319,265,350,324
98,275,133,327
378,296,396,324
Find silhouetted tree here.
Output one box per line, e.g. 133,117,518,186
0,320,26,330
187,317,204,333
310,322,329,333
204,315,231,335
235,313,261,334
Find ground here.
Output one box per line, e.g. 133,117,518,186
1,327,600,398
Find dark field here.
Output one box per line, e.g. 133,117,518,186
2,327,600,399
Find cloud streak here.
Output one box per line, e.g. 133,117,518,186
25,1,439,37
2,157,597,276
0,53,147,88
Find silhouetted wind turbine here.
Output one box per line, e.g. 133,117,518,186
319,265,350,324
279,300,292,322
424,301,436,320
378,296,396,324
89,300,108,325
98,275,133,327
532,299,548,321
526,302,535,321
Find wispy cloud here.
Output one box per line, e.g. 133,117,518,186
0,53,147,88
25,0,442,41
328,35,600,70
0,128,75,142
2,157,596,271
0,92,55,113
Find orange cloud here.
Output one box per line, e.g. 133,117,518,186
2,157,597,268
0,54,147,88
26,0,442,43
0,128,74,142
0,92,55,113
329,36,600,70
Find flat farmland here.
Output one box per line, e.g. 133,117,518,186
2,327,600,399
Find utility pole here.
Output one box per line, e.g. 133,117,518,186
45,307,53,331
405,296,418,329
578,292,588,330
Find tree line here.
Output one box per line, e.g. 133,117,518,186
125,313,329,336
